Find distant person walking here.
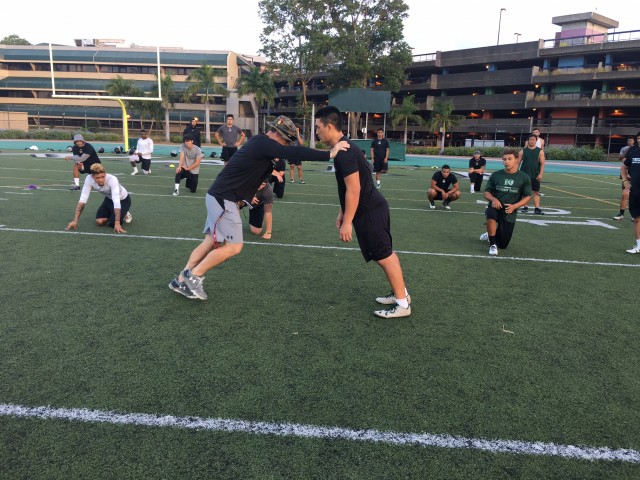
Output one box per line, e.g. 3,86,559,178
613,137,634,220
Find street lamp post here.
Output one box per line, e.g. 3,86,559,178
497,8,506,45
515,32,521,43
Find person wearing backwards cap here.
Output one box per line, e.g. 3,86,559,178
169,115,350,300
64,134,102,190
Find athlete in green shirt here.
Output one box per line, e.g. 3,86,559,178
480,148,532,256
518,133,545,214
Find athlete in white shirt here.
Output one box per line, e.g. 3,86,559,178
66,163,132,234
131,129,154,175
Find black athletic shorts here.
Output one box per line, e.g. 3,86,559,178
353,201,393,262
175,169,199,192
485,206,516,249
373,158,388,173
221,146,238,162
79,161,100,175
530,178,541,192
287,158,302,166
249,203,265,229
96,195,131,228
629,190,640,218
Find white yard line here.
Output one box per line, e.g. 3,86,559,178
1,226,639,268
1,403,638,463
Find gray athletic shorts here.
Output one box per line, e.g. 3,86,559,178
204,194,243,244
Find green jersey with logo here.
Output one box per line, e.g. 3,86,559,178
484,169,532,222
520,147,541,178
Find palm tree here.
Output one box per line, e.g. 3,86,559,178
184,63,229,143
151,72,179,142
390,95,425,144
426,99,464,154
236,67,277,133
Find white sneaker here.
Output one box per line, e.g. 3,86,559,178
123,211,133,224
131,170,138,176
470,187,475,194
429,201,435,210
173,189,179,196
612,214,624,220
626,245,640,254
479,232,489,241
376,182,381,189
375,292,411,305
489,245,498,256
374,304,411,318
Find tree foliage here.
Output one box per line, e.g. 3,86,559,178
425,99,465,154
185,63,229,143
259,0,331,127
259,0,413,138
0,34,31,45
390,95,424,144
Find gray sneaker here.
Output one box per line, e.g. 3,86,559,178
182,269,208,300
375,292,411,305
168,277,196,299
374,304,411,318
479,232,489,241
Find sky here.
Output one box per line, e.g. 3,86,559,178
4,1,633,57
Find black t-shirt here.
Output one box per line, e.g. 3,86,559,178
469,156,486,170
208,134,329,202
183,125,201,147
334,137,386,217
370,138,390,161
72,142,101,167
624,145,640,189
431,170,458,191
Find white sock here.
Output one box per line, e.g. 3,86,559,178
636,239,640,248
74,178,79,186
132,167,138,173
396,298,409,309
174,183,180,191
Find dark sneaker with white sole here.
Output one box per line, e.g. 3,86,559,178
168,277,196,299
182,269,208,300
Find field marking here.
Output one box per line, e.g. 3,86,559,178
543,185,618,207
1,226,639,269
1,403,638,463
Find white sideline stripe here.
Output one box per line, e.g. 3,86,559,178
1,403,638,463
1,226,639,268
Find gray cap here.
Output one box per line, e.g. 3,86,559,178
73,134,84,142
474,150,481,154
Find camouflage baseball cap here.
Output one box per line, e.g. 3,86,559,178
267,115,298,143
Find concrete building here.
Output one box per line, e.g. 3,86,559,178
0,41,264,138
1,12,639,153
269,12,640,153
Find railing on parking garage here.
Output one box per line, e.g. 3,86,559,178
541,29,640,49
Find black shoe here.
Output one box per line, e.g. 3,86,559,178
534,208,544,215
521,206,529,213
69,185,80,191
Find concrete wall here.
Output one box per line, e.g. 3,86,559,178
0,111,28,130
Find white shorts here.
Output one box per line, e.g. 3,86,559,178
204,194,243,244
